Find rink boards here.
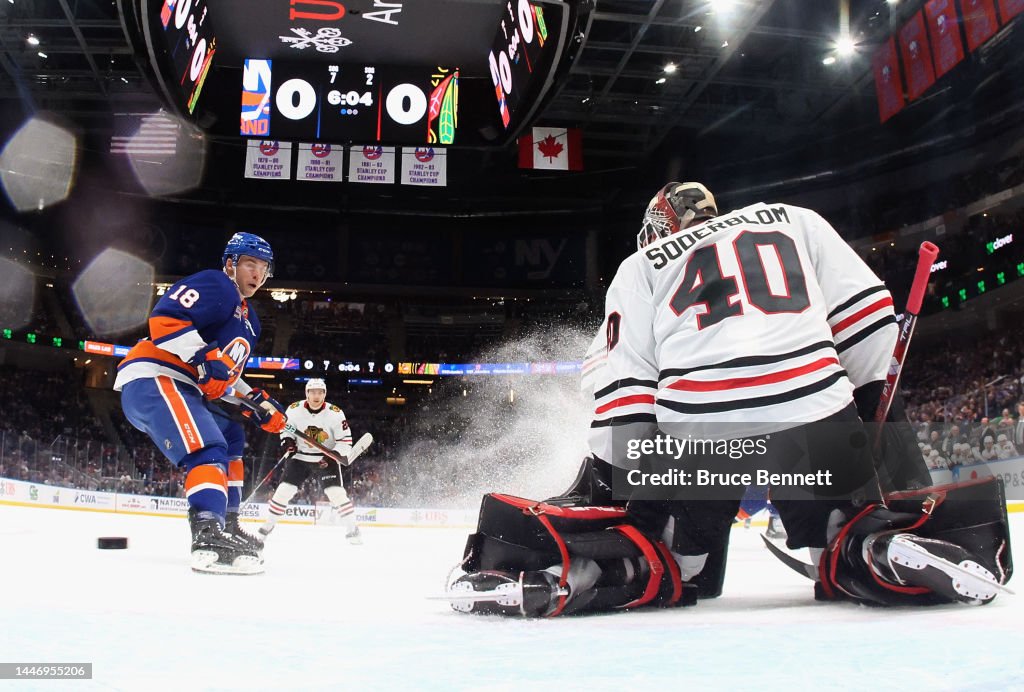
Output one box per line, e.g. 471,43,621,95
0,477,478,528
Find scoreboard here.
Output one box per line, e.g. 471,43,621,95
240,59,458,145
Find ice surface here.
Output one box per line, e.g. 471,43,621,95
2,505,1022,691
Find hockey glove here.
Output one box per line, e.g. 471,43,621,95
279,437,298,457
242,388,287,434
189,342,235,399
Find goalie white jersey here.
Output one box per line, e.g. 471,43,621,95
589,202,897,460
283,401,354,463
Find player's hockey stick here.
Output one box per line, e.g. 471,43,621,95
241,450,293,506
872,241,940,443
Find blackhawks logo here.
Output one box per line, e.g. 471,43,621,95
304,426,329,444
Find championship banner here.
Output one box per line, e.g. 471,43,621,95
963,0,1000,52
872,37,905,123
400,147,447,187
999,0,1024,21
924,0,964,79
899,11,937,101
347,145,396,184
296,142,344,182
244,140,292,180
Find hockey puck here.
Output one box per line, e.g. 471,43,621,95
97,537,128,550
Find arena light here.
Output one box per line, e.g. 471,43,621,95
836,35,857,57
26,35,39,46
822,56,837,66
663,62,677,74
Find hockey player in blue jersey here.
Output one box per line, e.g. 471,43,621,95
114,232,287,574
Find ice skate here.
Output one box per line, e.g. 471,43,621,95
868,532,1001,605
189,510,264,575
345,526,363,545
225,511,264,552
446,570,563,617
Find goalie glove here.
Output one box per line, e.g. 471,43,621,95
243,388,287,434
188,342,235,399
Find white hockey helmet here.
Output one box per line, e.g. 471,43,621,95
638,181,718,249
305,378,327,393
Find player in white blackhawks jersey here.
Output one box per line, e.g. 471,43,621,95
446,183,1010,616
259,379,361,544
589,182,1007,606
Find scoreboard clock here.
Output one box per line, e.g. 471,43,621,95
240,59,458,145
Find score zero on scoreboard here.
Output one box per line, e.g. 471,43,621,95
488,0,548,128
241,59,458,145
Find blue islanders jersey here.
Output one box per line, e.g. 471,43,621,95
113,270,261,392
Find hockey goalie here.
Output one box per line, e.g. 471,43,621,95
446,183,1013,616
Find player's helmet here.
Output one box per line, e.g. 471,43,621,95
223,232,274,277
305,378,327,393
637,182,717,249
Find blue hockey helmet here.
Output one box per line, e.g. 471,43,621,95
223,232,274,277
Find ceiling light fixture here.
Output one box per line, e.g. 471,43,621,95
656,77,667,84
822,55,837,65
694,25,702,32
37,51,47,58
721,40,729,48
26,35,39,46
663,62,677,74
836,35,856,56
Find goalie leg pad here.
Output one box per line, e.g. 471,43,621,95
454,494,689,616
820,478,1012,606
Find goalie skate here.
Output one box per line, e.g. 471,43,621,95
446,570,564,617
870,533,1004,605
190,511,264,575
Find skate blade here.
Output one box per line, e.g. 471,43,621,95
346,535,363,545
191,550,265,575
439,580,524,613
888,536,1010,602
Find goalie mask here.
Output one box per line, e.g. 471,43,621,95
638,182,718,249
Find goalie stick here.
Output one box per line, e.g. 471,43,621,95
872,241,940,444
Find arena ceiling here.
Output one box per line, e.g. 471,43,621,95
0,0,1021,213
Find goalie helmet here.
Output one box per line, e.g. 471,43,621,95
637,182,717,249
223,232,274,277
305,378,327,393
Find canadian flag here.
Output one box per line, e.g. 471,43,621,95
518,127,583,171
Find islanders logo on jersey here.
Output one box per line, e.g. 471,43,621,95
221,337,251,384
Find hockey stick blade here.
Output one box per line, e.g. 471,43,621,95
343,432,373,467
761,534,819,581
